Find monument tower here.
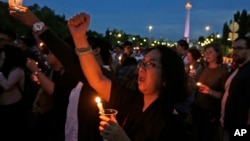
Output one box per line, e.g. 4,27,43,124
184,1,192,43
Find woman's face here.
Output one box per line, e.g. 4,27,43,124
137,49,162,95
187,52,194,64
204,47,217,64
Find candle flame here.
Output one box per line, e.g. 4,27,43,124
39,42,44,47
95,97,101,103
189,65,193,70
196,82,201,86
118,55,122,61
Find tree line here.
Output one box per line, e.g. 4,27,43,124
1,2,249,48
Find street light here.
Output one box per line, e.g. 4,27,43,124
205,26,210,32
148,25,153,47
216,34,221,38
205,26,210,37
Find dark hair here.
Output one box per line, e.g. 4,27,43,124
115,44,123,50
123,41,132,47
144,46,187,104
87,37,112,65
235,36,250,49
0,29,17,41
19,36,37,47
0,45,26,82
177,39,189,50
122,57,137,66
204,43,223,64
188,48,201,61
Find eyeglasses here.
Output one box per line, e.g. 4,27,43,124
232,46,249,51
137,60,161,70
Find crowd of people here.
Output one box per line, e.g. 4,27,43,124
0,5,249,141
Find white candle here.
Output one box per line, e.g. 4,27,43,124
95,97,104,114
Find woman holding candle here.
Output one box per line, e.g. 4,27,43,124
191,43,229,141
67,13,190,141
186,48,203,78
174,48,203,120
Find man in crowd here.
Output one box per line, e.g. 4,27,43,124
176,39,189,65
221,36,250,141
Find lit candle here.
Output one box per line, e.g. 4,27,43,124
196,82,202,86
8,0,23,7
95,97,104,114
118,55,122,62
189,65,193,70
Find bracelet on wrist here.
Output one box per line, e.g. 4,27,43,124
75,46,93,56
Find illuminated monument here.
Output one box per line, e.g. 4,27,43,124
184,1,192,43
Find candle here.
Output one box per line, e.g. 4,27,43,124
196,82,202,86
8,0,23,7
189,65,193,70
95,97,104,114
118,55,122,62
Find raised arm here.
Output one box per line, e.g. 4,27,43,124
9,6,86,83
67,13,111,101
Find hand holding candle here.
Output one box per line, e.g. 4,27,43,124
95,97,104,114
196,82,210,94
189,65,196,77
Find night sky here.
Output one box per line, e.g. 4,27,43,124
4,0,250,40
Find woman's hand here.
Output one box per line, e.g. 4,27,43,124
99,115,130,141
197,83,211,95
26,58,39,73
67,12,90,40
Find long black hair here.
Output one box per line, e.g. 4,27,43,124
144,46,188,105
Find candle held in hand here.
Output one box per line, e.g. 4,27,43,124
95,97,104,114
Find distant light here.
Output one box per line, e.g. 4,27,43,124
148,25,153,31
205,26,210,31
216,34,221,38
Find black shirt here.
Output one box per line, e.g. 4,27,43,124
224,61,250,129
109,82,190,141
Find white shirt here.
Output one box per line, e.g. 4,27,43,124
65,82,83,141
220,68,239,127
